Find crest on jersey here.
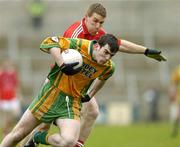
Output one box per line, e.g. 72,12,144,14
51,36,59,42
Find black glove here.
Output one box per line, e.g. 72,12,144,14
144,48,167,62
60,62,82,75
81,94,91,103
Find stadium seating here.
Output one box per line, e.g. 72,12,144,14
0,1,180,121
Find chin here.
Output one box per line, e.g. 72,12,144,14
98,61,106,65
91,31,98,35
91,32,96,36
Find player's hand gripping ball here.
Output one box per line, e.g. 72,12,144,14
60,49,83,75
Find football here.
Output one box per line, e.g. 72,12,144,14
61,49,83,70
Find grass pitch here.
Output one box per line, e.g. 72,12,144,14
0,122,180,147
39,122,180,147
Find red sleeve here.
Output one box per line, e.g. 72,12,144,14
13,71,18,87
118,39,121,46
63,21,81,38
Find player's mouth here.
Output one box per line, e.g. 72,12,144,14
99,59,107,64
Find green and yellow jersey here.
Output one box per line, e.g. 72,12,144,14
40,36,115,100
171,65,180,104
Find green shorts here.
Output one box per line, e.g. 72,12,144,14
29,81,82,123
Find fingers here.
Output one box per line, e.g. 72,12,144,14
157,55,167,62
161,55,167,61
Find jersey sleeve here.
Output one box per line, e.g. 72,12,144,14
40,36,91,53
118,39,121,46
40,36,61,53
98,61,115,80
63,21,81,38
63,29,73,38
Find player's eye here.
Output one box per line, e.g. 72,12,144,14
104,50,109,54
93,19,98,23
100,21,104,25
104,50,115,57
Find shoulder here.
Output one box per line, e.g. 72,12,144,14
104,60,116,74
98,61,115,81
108,60,116,75
63,20,83,38
109,60,115,72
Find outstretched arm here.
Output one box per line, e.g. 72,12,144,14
119,40,146,54
119,40,167,62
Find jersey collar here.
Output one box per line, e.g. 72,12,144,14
82,18,89,35
88,40,98,61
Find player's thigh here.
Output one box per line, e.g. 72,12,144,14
12,109,40,136
56,118,80,139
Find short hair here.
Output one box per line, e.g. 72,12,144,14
98,34,119,54
86,3,106,18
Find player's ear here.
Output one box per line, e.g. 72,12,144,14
93,43,100,50
85,14,88,19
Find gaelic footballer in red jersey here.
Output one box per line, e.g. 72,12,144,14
0,59,21,137
63,17,106,40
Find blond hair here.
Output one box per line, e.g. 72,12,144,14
86,3,106,18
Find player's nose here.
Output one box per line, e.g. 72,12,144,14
105,55,111,61
96,23,101,29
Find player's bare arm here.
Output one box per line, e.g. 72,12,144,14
119,40,146,54
81,79,106,103
88,79,106,98
119,40,167,62
49,47,81,75
49,47,63,67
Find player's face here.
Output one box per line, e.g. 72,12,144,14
94,44,115,65
85,13,105,35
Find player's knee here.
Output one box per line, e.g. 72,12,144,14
88,107,100,119
81,98,100,121
63,136,77,147
53,134,77,147
85,104,100,120
39,123,51,131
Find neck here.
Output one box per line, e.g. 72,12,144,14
92,50,97,61
92,45,99,61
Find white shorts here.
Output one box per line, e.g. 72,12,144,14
0,98,21,116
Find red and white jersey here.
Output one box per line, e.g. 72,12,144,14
0,70,18,100
63,18,106,40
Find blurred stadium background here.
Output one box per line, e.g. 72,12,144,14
0,0,180,146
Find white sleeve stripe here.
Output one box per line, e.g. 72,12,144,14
73,27,83,38
71,21,82,38
88,41,91,55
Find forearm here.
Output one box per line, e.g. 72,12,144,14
87,79,105,98
119,40,147,54
49,47,63,67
